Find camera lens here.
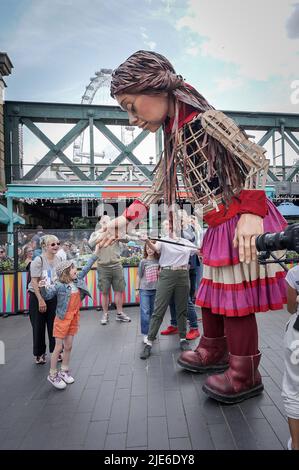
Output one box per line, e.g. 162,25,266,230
256,232,287,252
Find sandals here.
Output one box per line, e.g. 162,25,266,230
35,353,46,364
36,352,63,364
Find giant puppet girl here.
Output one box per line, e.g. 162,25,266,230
97,50,287,404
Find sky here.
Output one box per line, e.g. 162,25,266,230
1,0,298,112
0,0,299,171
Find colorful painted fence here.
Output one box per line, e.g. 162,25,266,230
0,267,140,315
0,273,15,313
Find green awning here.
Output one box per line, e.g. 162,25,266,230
0,204,25,225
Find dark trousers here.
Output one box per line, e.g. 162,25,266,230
29,292,57,357
189,268,197,301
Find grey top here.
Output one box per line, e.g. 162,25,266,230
28,254,61,292
138,259,159,290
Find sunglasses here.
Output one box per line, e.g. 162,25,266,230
50,242,60,247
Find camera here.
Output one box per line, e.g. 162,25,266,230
256,224,299,332
256,224,299,253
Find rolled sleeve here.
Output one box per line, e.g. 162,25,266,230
30,256,42,278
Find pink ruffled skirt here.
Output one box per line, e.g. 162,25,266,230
196,199,288,316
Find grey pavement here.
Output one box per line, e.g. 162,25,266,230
0,306,291,450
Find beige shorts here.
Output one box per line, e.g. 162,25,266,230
97,264,126,294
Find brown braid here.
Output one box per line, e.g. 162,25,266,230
111,50,246,206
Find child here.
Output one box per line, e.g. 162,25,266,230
136,242,160,344
39,247,100,390
283,266,299,450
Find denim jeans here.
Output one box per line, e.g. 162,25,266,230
169,295,198,329
139,289,156,335
195,264,203,297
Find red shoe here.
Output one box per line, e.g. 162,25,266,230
186,328,200,340
160,325,179,335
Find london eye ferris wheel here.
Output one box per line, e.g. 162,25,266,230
72,68,135,164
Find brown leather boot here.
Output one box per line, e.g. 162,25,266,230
177,336,229,372
202,351,264,404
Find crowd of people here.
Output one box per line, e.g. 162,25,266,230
5,212,298,451
25,212,203,380
24,210,299,452
0,223,144,274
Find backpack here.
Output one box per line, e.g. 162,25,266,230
26,256,43,290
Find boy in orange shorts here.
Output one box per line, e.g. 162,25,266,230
39,246,100,389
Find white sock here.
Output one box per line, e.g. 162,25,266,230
146,339,153,346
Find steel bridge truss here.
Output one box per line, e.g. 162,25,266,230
4,101,299,192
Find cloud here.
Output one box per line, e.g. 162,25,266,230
140,27,157,50
214,77,243,92
161,0,176,13
286,3,299,38
3,0,157,69
177,0,299,80
185,46,199,56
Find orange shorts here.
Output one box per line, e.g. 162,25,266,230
53,292,81,339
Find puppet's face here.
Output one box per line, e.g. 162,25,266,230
116,92,173,132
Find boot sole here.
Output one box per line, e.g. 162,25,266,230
177,358,229,373
140,354,151,360
202,383,264,404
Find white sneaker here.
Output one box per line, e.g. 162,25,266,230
143,335,148,344
47,373,67,390
59,370,75,384
101,312,109,325
287,437,293,450
116,312,131,322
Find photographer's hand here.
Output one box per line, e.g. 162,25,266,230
233,214,264,264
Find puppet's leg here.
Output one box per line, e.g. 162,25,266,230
202,315,263,404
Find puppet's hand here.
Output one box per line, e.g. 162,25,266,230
233,213,263,264
96,216,128,247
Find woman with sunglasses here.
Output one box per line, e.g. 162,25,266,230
28,235,62,364
21,243,34,268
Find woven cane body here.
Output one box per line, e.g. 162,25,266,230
139,110,269,213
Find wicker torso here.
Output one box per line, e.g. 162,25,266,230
176,111,269,214
138,110,269,214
